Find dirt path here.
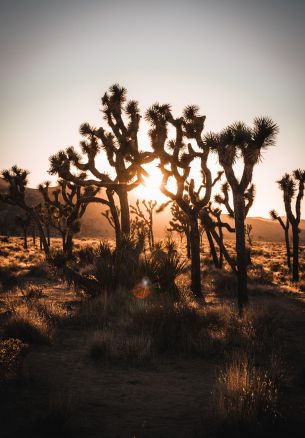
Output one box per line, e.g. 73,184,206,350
2,328,215,438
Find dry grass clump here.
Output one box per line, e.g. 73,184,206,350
0,338,28,380
2,306,53,345
213,354,280,437
89,330,153,365
0,266,19,290
73,294,110,329
1,296,63,345
212,271,237,297
20,284,44,300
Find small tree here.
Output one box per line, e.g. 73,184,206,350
168,201,191,258
277,170,305,281
270,209,291,271
130,199,157,250
15,213,31,249
0,166,49,255
206,118,278,313
39,180,100,257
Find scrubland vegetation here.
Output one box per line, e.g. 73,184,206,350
0,236,305,437
0,84,304,436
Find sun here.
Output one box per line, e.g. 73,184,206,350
133,162,176,203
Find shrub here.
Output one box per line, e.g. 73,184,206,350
76,246,97,266
2,302,54,345
130,302,223,356
25,264,48,278
21,284,44,300
0,266,18,290
89,330,153,365
66,236,183,297
213,354,279,436
47,250,67,269
0,338,28,380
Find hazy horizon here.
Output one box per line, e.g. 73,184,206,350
1,0,305,218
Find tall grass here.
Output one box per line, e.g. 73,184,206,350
213,353,280,437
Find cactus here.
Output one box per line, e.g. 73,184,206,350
49,85,155,241
145,103,224,299
276,169,305,281
206,118,278,314
0,166,49,255
270,209,291,271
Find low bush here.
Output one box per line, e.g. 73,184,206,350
0,338,28,380
89,330,153,365
213,354,280,437
2,301,54,345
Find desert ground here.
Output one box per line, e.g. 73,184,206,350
1,236,305,438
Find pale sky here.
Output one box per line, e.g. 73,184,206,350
0,0,305,218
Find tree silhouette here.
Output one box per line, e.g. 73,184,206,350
15,213,31,249
39,180,100,257
206,118,278,313
168,201,191,258
277,170,305,281
0,166,50,254
130,199,157,250
145,103,223,298
101,204,122,246
49,84,154,240
200,204,236,272
270,209,291,271
214,181,255,266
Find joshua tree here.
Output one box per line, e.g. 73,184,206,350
101,204,122,245
206,118,278,313
145,103,223,298
39,180,100,257
0,166,50,254
277,170,305,281
49,84,154,240
270,209,291,271
15,213,31,249
167,201,191,258
200,204,236,272
130,199,157,250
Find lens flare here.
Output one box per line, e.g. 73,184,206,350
132,277,151,299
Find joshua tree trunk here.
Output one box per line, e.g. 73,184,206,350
189,216,202,298
200,211,236,273
186,230,191,259
23,227,28,249
233,193,248,314
46,224,50,247
206,229,219,268
284,227,291,271
292,225,299,282
30,209,49,255
117,188,130,237
65,233,73,259
217,218,224,269
32,225,36,246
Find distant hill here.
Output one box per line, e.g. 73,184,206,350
0,178,304,242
